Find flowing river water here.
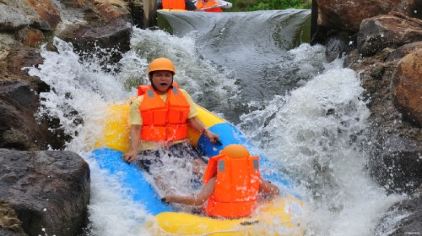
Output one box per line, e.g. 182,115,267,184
28,9,402,236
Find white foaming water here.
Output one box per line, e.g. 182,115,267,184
27,38,127,152
84,156,151,236
240,57,401,236
28,26,401,235
127,28,237,110
28,29,237,236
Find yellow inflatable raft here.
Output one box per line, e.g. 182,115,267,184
93,102,305,236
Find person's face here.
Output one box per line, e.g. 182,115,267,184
151,70,173,94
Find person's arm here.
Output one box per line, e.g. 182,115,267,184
259,177,280,200
124,125,141,162
164,177,216,206
124,97,143,162
181,89,219,143
188,116,220,143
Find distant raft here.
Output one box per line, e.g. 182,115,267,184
195,0,232,12
159,0,232,12
92,102,305,235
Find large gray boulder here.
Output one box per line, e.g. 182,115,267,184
0,47,64,150
0,149,90,236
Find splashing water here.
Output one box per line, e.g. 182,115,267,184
127,28,238,115
28,12,403,236
84,156,151,236
239,59,401,235
28,28,238,235
28,38,127,152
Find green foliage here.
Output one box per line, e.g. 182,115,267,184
227,0,312,11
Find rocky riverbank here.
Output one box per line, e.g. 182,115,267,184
0,0,149,235
314,0,422,233
0,0,421,235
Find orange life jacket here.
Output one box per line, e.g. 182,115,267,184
203,151,261,218
162,0,186,10
195,0,223,12
138,85,190,142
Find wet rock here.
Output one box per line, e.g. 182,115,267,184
74,17,131,51
393,49,422,127
386,41,422,62
16,27,45,47
345,47,422,194
364,70,422,192
0,80,44,150
5,47,43,76
370,134,422,193
92,0,130,22
55,0,130,25
0,229,26,236
24,0,61,31
0,0,136,152
316,0,401,33
324,33,351,62
398,0,422,19
369,63,386,80
376,195,422,236
0,149,90,236
358,12,422,56
0,34,18,61
128,0,145,27
57,0,87,7
0,0,61,32
0,47,68,150
0,4,32,31
0,201,26,236
57,17,132,61
53,0,133,60
345,48,394,78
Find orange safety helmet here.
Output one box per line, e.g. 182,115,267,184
148,57,176,75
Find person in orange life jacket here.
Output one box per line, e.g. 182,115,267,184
163,144,280,218
195,0,221,12
124,57,219,185
157,0,197,10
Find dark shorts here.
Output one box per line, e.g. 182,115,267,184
135,142,204,173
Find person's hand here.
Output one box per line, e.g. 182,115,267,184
161,195,175,203
204,129,220,144
124,150,137,163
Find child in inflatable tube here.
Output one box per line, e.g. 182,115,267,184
163,144,280,218
124,57,220,194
